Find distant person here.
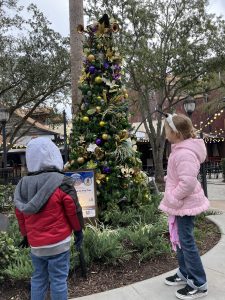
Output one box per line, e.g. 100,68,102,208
159,114,209,299
13,137,84,300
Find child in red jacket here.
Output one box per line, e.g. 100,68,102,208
14,137,84,300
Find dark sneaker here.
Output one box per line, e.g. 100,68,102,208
165,274,186,286
176,284,208,299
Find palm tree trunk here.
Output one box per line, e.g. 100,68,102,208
69,0,84,117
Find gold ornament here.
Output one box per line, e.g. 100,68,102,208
77,157,85,164
99,121,106,127
82,116,90,123
121,167,134,178
106,176,109,182
119,129,129,140
124,93,129,99
102,133,109,140
87,54,95,62
95,76,103,84
94,147,105,160
96,106,101,113
96,96,102,101
96,173,106,184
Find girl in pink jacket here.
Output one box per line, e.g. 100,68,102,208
159,113,209,300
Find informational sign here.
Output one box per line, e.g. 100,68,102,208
65,170,97,218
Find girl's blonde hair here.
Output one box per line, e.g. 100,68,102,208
165,114,196,140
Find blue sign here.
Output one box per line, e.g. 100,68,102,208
65,170,97,218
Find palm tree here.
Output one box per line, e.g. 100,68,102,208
69,0,84,116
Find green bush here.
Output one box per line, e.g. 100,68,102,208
0,184,15,212
7,214,22,246
4,200,213,282
118,214,170,262
83,224,131,265
221,158,225,182
102,194,163,228
0,232,18,280
3,248,32,280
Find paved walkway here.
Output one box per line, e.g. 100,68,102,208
71,179,225,300
208,178,225,211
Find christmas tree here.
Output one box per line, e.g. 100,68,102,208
69,14,151,214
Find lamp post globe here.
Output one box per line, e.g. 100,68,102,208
183,96,196,118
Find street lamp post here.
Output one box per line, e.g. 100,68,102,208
183,96,196,118
63,110,69,163
0,108,10,184
183,96,208,197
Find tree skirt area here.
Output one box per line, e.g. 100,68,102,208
0,218,221,300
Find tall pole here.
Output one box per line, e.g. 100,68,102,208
63,110,68,163
2,121,8,184
69,0,84,117
200,131,208,197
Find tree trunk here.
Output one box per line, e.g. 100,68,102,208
69,0,84,117
152,136,166,190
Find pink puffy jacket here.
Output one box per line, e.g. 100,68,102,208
159,138,210,216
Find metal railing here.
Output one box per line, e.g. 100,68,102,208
205,161,222,179
0,167,22,185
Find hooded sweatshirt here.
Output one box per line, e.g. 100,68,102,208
159,138,210,216
14,137,83,256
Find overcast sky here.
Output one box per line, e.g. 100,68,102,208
19,0,225,37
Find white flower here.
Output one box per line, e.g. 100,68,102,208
102,77,119,89
87,143,98,152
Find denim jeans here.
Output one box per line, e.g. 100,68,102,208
176,216,207,291
30,250,70,300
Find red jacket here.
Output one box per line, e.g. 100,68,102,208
15,175,84,247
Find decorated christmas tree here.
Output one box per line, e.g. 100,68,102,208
69,14,151,214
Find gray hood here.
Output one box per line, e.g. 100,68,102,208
14,137,65,214
14,172,65,214
26,137,64,173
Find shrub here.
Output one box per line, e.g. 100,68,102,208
0,232,18,280
119,214,170,262
0,184,15,213
3,248,32,280
102,194,163,228
83,224,131,265
7,214,22,246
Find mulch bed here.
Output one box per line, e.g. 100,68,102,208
0,218,221,300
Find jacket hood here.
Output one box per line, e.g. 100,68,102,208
14,172,65,214
26,137,64,173
172,138,206,163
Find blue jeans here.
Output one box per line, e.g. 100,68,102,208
176,216,207,291
30,250,70,300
